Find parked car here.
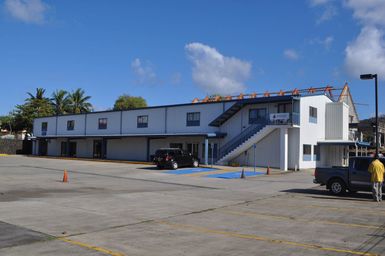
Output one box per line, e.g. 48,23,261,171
314,156,385,195
153,148,199,170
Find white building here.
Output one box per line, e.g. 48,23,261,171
31,86,368,170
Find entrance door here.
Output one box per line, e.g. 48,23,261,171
68,142,77,157
38,140,48,156
187,143,199,157
93,140,102,158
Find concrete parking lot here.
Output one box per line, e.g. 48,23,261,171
0,155,384,256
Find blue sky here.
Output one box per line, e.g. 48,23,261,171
0,0,384,119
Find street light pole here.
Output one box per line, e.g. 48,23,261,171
360,73,379,157
374,74,379,157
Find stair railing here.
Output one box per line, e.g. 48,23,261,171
218,121,268,160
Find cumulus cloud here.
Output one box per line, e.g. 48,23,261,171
185,42,251,95
344,1,385,77
4,0,48,24
309,0,333,7
283,49,299,60
316,5,337,24
345,27,385,76
131,58,157,84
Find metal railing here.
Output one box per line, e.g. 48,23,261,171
218,122,267,160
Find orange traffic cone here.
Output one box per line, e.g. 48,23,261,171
62,170,68,183
266,166,270,175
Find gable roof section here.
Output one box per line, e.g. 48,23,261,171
338,83,359,123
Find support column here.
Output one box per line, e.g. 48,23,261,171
204,138,209,165
66,138,70,157
280,128,288,171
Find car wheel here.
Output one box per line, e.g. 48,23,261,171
192,160,199,168
329,179,346,195
172,162,178,170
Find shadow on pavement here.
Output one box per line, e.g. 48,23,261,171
281,188,374,201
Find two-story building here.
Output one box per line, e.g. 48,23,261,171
31,85,369,170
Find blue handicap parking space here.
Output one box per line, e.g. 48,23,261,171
165,168,217,175
205,171,265,179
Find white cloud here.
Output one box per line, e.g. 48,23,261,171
131,58,157,84
283,49,299,60
345,26,385,76
316,5,337,24
185,42,251,95
345,0,385,26
4,0,48,24
344,1,385,77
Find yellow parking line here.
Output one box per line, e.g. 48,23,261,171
0,154,9,156
156,220,378,256
58,237,126,256
220,210,381,230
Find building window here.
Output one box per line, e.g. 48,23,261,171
137,115,148,128
313,145,320,161
249,108,267,124
309,106,317,123
278,103,292,113
98,118,107,129
67,120,75,131
41,122,48,135
303,144,312,161
186,112,200,126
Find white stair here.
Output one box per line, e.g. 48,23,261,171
217,126,276,165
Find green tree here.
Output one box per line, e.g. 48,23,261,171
51,90,70,115
113,94,147,110
68,88,93,114
0,114,15,133
13,88,54,132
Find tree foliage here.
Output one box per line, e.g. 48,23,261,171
113,94,147,110
68,88,93,114
51,90,71,115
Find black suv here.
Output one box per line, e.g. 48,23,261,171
153,148,199,170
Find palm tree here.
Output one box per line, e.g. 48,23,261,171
26,88,49,102
68,88,93,114
51,90,70,115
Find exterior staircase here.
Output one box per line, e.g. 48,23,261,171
217,123,276,164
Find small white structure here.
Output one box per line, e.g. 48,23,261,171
31,86,368,170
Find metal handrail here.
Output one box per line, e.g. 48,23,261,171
219,122,267,159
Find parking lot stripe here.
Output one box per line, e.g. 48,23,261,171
156,220,378,256
220,210,381,230
58,237,126,256
183,169,239,177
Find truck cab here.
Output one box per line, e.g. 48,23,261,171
314,157,385,195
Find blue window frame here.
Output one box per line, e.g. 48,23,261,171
186,112,200,126
98,118,107,129
67,120,75,131
137,115,148,128
303,144,312,161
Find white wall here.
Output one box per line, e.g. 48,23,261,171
299,95,332,169
232,128,281,168
86,112,121,135
57,115,86,136
166,103,222,134
325,102,349,140
122,108,166,134
33,116,57,137
107,138,148,161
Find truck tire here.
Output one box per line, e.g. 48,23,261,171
328,179,346,196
